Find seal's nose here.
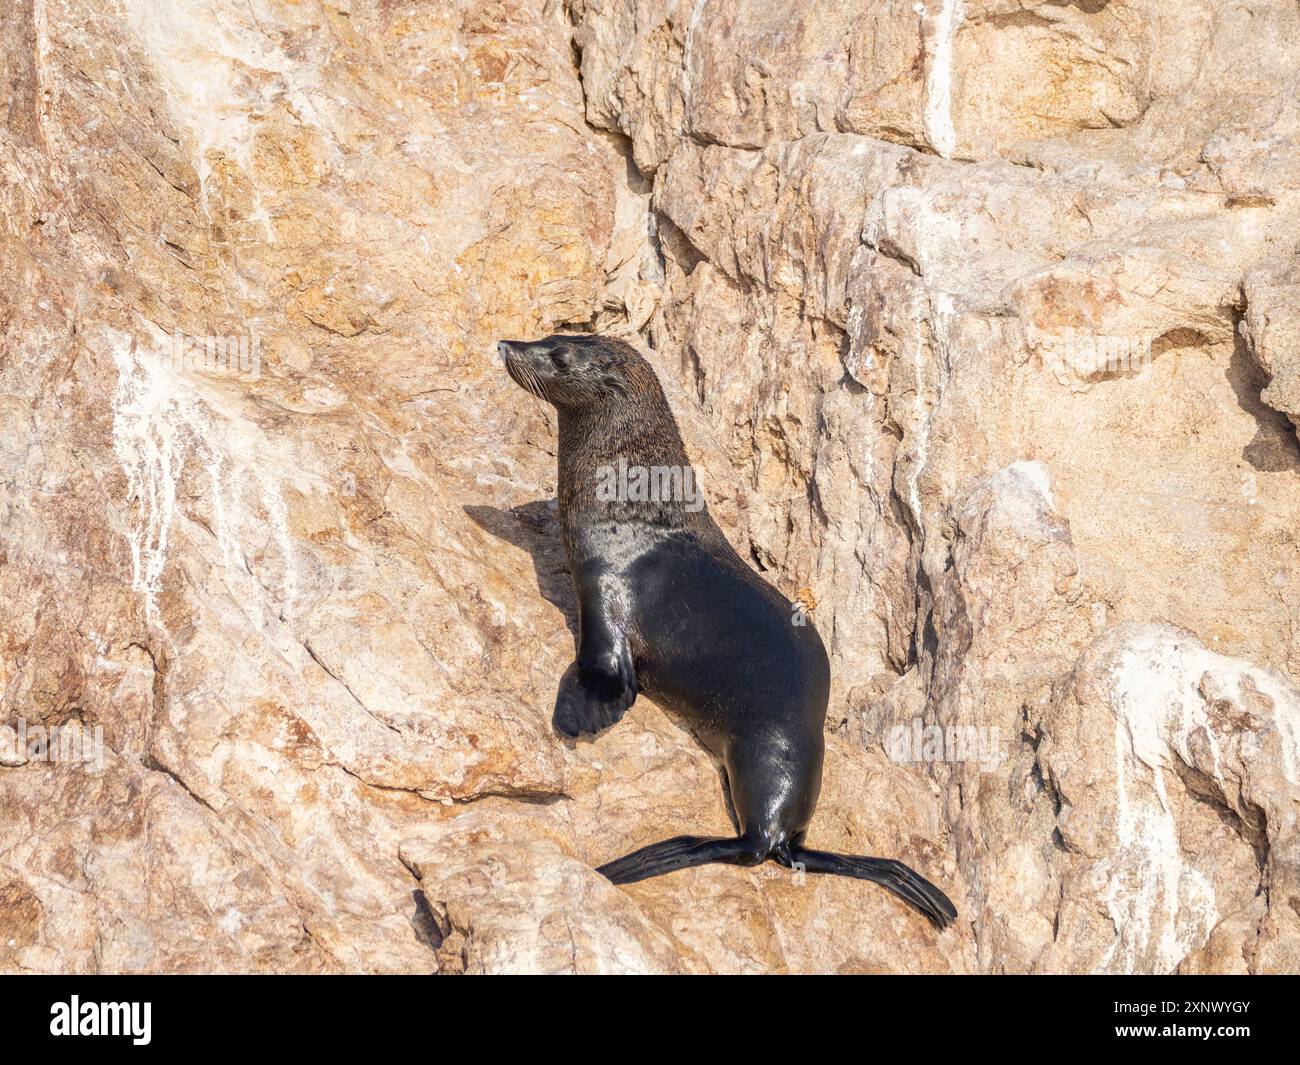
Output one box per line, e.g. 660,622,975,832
497,340,512,362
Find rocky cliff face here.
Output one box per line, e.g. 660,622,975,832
1,0,1297,973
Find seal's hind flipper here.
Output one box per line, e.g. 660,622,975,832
597,835,757,884
553,655,636,738
785,847,957,930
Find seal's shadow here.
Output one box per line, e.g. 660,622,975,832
463,499,742,833
464,500,577,638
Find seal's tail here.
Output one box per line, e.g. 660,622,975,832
780,846,957,931
597,835,957,931
596,835,760,884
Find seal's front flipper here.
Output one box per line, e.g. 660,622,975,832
786,847,957,930
555,557,638,738
552,648,637,738
597,835,757,884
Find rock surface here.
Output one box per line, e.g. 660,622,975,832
0,0,1297,973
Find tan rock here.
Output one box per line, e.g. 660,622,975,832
2,0,1299,974
576,0,1300,973
1243,257,1300,433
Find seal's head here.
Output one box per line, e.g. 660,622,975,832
498,334,647,410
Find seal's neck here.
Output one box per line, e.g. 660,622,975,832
558,396,687,469
555,387,701,550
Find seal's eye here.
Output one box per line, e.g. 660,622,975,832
549,348,574,371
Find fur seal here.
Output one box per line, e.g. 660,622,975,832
498,333,957,930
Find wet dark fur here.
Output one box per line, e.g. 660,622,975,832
498,333,957,930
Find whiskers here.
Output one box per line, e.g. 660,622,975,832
505,355,546,400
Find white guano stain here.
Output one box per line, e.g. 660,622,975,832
1103,710,1218,975
1097,628,1300,972
915,0,964,159
110,327,317,629
998,459,1056,512
121,0,301,230
255,467,299,614
205,453,240,574
865,182,965,534
680,0,709,118
1114,630,1300,789
907,290,957,532
112,337,185,627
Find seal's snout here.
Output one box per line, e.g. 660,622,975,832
500,339,548,400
